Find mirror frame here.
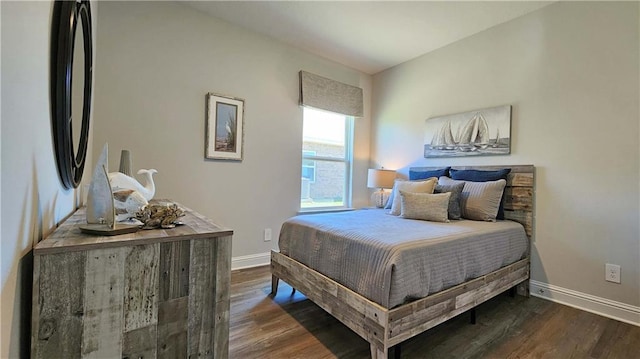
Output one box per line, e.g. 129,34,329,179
51,0,93,189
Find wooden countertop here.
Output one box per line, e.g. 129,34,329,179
35,203,233,255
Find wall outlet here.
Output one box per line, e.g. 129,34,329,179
605,263,621,283
263,228,272,242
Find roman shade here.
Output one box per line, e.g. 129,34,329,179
299,71,363,117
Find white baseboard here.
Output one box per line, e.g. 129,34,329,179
232,252,271,270
529,280,640,327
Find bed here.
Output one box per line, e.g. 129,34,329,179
271,165,534,358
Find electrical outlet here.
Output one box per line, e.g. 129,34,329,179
263,228,272,242
605,263,621,283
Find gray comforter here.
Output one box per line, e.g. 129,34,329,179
278,209,528,308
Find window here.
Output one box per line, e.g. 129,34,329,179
301,107,353,210
301,151,316,183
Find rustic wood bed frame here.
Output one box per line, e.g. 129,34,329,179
271,165,534,358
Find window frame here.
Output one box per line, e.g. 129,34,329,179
300,109,354,212
301,150,317,183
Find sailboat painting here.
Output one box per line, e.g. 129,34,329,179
424,105,511,158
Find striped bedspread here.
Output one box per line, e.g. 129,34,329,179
278,209,528,308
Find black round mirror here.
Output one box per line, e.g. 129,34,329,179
51,0,93,189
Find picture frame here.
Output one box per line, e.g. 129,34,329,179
205,93,245,161
424,105,511,158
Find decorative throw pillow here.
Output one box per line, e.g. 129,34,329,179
434,183,465,220
438,177,506,222
399,191,451,222
384,179,404,210
449,168,511,182
384,189,394,209
385,171,444,209
449,168,511,219
409,167,450,181
389,178,437,216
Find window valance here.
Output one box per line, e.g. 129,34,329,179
299,71,363,117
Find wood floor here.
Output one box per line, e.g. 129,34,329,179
230,266,639,359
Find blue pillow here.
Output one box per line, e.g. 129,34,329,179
449,168,511,219
409,167,450,181
449,168,511,182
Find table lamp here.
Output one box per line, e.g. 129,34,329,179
367,168,396,208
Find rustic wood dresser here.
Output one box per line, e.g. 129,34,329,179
31,204,232,358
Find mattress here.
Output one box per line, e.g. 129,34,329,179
278,209,528,308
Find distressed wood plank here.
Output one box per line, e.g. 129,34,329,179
124,243,159,332
508,172,534,187
214,236,231,303
370,344,386,359
271,251,388,353
32,252,85,359
272,252,387,327
389,262,528,345
213,300,231,359
503,187,533,211
81,247,126,358
188,239,216,358
159,240,190,302
123,324,157,359
158,297,188,359
388,259,529,322
213,236,232,358
388,267,528,346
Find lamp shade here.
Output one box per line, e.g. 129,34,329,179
367,169,396,189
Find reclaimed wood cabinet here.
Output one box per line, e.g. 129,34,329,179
31,204,232,358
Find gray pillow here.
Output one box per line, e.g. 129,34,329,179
434,183,465,220
438,177,506,222
399,190,451,223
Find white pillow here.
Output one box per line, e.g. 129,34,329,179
399,191,451,222
389,177,437,216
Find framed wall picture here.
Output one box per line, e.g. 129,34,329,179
424,105,511,158
205,93,245,161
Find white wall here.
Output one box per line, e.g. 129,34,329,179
93,2,371,263
0,1,96,357
372,1,639,311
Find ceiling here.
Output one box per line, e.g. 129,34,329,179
184,1,553,74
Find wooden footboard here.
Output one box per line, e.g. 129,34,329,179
271,250,530,358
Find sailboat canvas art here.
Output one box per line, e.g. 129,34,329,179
424,105,511,158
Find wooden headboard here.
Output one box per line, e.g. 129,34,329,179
409,165,534,239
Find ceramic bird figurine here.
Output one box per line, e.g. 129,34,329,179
108,169,157,201
113,189,148,222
